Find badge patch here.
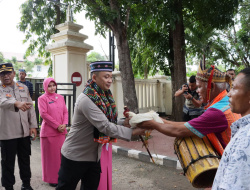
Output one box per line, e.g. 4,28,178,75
18,87,24,90
6,94,12,98
49,101,54,104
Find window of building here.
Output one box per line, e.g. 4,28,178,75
37,65,41,72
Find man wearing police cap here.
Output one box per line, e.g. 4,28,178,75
57,61,145,190
0,63,38,190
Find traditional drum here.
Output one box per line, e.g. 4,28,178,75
174,136,220,188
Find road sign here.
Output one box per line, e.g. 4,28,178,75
71,72,82,86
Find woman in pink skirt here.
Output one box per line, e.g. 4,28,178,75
98,143,113,190
38,78,68,187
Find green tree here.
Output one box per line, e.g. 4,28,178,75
18,0,240,119
19,0,140,112
24,60,34,73
128,0,239,120
185,0,249,69
212,1,250,68
131,45,158,79
0,52,4,62
6,56,36,80
6,57,22,79
78,0,148,113
18,0,66,59
129,26,170,79
48,59,53,77
34,58,43,65
18,0,70,78
87,51,107,62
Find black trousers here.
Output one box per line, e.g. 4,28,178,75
1,136,31,188
56,155,101,190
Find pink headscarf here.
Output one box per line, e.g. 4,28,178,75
43,77,58,101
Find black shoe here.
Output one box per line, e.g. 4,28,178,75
21,185,33,190
49,183,58,187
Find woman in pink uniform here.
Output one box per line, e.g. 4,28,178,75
98,143,113,190
38,78,68,187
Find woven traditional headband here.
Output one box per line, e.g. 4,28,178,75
196,63,232,104
196,64,231,83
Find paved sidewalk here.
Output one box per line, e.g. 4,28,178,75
112,130,182,169
113,130,211,190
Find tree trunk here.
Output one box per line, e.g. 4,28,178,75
168,28,175,120
113,27,139,141
144,65,148,79
55,0,61,25
113,30,139,114
171,0,186,121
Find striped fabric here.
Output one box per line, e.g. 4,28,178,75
83,79,118,144
207,90,241,155
90,61,113,73
186,90,241,156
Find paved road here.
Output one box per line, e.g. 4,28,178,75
0,139,201,190
112,154,200,190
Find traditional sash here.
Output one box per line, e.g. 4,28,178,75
205,90,241,156
83,79,118,144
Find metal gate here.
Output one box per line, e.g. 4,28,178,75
35,82,76,128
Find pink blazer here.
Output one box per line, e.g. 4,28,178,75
38,78,68,137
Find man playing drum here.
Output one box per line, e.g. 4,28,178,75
137,64,241,156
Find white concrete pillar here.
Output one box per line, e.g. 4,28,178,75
46,20,93,97
152,75,170,114
111,71,124,118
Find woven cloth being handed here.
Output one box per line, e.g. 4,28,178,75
128,110,164,128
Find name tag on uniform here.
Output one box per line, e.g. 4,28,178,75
49,101,54,104
19,89,25,92
6,94,12,98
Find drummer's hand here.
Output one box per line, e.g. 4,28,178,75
137,120,157,130
160,117,168,124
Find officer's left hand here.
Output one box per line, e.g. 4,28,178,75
30,128,37,140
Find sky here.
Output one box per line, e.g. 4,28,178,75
0,0,114,59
